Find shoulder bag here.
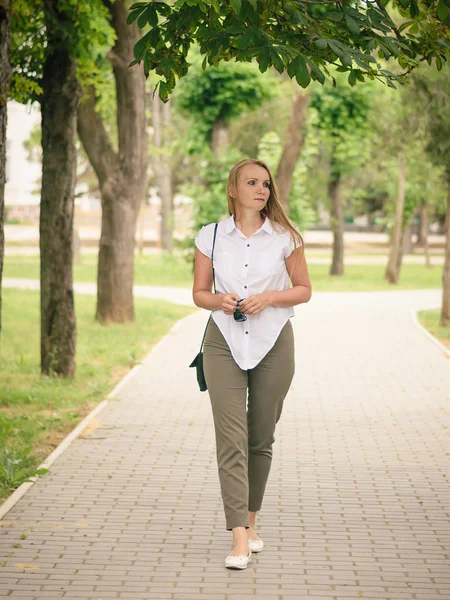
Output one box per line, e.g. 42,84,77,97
189,222,218,392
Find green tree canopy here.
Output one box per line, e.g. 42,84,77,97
128,0,450,100
310,73,375,177
175,51,275,146
10,0,115,104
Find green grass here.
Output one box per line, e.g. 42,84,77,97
3,253,195,288
0,288,197,502
417,309,450,351
3,253,443,291
309,264,441,291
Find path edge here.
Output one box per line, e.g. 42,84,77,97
0,308,202,521
411,307,450,358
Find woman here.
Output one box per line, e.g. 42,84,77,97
192,158,312,569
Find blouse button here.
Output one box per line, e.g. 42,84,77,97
245,264,248,267
247,244,250,247
244,285,247,289
245,331,249,334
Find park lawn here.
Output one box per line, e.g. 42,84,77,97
3,253,194,288
0,288,197,503
417,309,450,351
3,253,444,291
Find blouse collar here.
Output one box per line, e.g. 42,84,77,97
224,214,273,235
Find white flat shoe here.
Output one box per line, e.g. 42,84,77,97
248,538,264,553
225,549,252,569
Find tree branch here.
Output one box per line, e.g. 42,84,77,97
106,49,129,70
77,85,117,189
374,0,404,41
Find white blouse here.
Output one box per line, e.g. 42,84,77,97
194,214,302,370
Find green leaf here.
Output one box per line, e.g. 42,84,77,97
271,49,284,73
137,5,157,28
306,58,325,84
348,70,357,86
409,0,419,18
149,27,161,47
247,0,257,9
377,42,391,58
256,47,270,73
398,0,410,7
225,26,246,34
127,8,143,25
230,0,242,14
340,53,352,67
355,52,376,63
398,20,415,32
327,11,344,21
154,2,171,16
345,15,360,37
354,57,371,71
437,0,449,21
236,31,253,49
133,30,152,60
328,40,344,58
294,55,310,88
287,57,296,78
159,80,169,102
144,53,153,74
314,38,328,50
210,0,220,13
148,6,158,27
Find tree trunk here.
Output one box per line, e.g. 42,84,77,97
385,151,406,284
136,202,145,255
275,90,310,215
211,117,229,157
152,94,173,253
329,169,344,276
0,0,12,346
422,205,432,268
440,175,450,326
77,0,148,323
73,227,81,264
416,203,432,267
416,203,428,246
402,222,414,255
40,1,81,376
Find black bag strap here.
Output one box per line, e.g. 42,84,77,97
198,222,218,352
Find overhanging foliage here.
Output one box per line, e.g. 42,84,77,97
128,0,450,100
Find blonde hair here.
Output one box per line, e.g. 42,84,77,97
226,158,304,270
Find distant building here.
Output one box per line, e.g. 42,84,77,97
5,101,41,208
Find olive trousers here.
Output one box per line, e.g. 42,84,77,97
203,317,295,531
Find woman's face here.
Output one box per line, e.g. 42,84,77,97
231,164,271,213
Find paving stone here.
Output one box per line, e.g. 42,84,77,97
0,289,448,600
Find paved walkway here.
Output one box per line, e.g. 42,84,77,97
0,290,449,600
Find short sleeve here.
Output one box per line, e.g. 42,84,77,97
194,223,215,259
284,229,303,259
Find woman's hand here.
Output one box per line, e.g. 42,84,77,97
221,293,242,315
239,293,272,316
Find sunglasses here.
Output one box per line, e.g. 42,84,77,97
234,298,247,322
